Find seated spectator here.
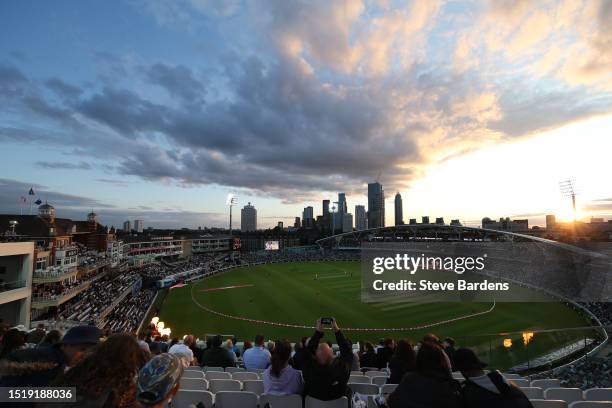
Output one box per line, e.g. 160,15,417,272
38,330,62,348
0,325,100,387
454,348,533,408
53,333,147,407
149,341,162,356
224,339,237,363
168,335,195,367
243,340,253,355
443,337,457,371
346,337,360,371
136,353,184,408
26,324,46,345
263,339,303,395
243,334,271,369
388,339,416,384
359,342,377,369
377,338,395,369
0,328,25,360
302,318,353,401
201,335,235,368
387,342,462,408
290,337,307,370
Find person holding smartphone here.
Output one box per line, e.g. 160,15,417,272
301,318,353,401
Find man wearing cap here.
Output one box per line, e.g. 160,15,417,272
136,353,184,408
0,325,101,388
454,348,533,408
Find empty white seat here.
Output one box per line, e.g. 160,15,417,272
372,376,387,387
205,371,232,380
531,379,562,390
181,370,205,379
584,388,612,402
179,377,208,391
233,371,260,381
185,366,203,372
351,371,364,376
511,379,531,388
520,387,544,399
173,390,214,408
381,383,398,397
305,396,349,408
203,366,224,372
260,393,302,408
243,379,264,395
362,367,379,372
215,391,258,408
225,366,245,373
530,400,568,408
365,371,387,378
349,375,371,384
349,383,379,395
569,402,612,408
545,388,584,404
209,379,242,393
247,368,265,374
503,373,523,379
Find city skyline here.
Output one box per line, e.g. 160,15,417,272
1,1,612,229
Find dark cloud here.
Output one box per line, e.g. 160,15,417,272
145,63,206,102
45,78,83,98
35,161,92,170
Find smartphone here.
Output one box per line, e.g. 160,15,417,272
321,317,333,325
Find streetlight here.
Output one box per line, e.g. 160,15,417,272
226,194,238,234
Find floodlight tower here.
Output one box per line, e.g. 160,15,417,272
226,194,238,234
559,180,577,223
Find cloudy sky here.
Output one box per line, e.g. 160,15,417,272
1,0,611,229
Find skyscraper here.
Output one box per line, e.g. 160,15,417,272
302,206,314,228
134,219,144,233
367,182,385,228
241,202,257,232
322,199,330,215
338,193,347,214
123,220,131,232
394,192,403,226
355,205,367,230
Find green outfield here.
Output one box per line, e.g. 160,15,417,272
158,261,596,369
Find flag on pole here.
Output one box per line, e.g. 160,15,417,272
28,188,35,196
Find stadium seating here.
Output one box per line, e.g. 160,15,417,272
206,371,232,380
172,389,214,408
225,367,245,373
584,389,612,401
372,376,388,386
521,387,545,399
242,379,264,395
203,366,224,372
532,379,562,390
259,394,302,408
185,366,203,372
215,391,258,408
504,373,524,379
568,403,612,408
349,383,379,395
545,388,584,404
365,371,387,378
451,372,464,380
381,383,398,397
529,400,569,408
350,371,363,376
349,375,371,383
305,396,349,408
232,371,259,381
179,377,208,391
510,379,531,387
209,379,241,393
181,370,204,379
